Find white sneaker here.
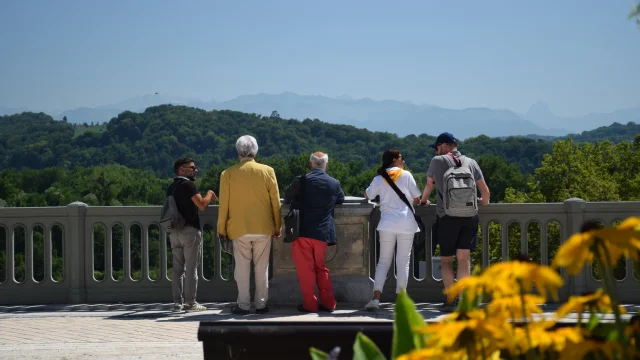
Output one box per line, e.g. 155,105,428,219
364,299,379,311
184,303,207,312
173,303,184,312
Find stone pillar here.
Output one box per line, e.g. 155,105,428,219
269,198,375,304
66,202,88,304
563,197,587,299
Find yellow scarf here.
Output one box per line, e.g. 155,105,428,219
383,168,403,185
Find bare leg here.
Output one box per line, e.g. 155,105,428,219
441,256,455,292
456,249,471,281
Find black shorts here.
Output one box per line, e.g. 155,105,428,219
434,215,479,257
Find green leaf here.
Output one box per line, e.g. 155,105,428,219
353,332,386,360
310,347,329,360
392,290,426,359
591,323,620,342
587,311,600,331
456,289,480,314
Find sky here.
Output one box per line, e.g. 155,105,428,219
1,0,639,117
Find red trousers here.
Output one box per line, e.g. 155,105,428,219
292,237,337,312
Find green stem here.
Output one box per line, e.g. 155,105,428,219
594,239,629,360
479,336,487,360
577,309,583,326
519,281,536,360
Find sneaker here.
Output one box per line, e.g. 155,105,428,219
255,306,270,314
173,303,184,312
364,299,379,311
184,303,207,312
231,306,250,315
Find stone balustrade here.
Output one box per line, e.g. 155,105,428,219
0,198,638,305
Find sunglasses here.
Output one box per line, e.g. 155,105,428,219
182,165,197,170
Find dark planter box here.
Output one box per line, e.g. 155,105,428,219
197,321,394,359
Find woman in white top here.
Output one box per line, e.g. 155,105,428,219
363,149,421,310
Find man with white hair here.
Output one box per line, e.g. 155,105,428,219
284,152,345,313
217,135,282,315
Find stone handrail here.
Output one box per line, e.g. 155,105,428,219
0,198,638,305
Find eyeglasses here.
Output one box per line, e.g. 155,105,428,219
182,165,197,170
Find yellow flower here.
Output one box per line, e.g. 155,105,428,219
395,347,447,360
396,348,469,360
559,339,622,360
511,322,583,354
626,321,640,353
553,217,640,275
552,231,597,275
548,327,584,352
417,310,512,351
556,289,627,319
593,227,640,261
617,216,640,231
486,294,544,320
444,274,516,303
614,217,640,254
482,261,564,301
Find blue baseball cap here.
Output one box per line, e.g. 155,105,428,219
428,132,458,149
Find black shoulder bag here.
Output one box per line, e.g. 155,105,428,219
283,174,306,243
379,171,426,254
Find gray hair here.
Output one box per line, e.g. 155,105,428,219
236,135,259,158
310,152,328,167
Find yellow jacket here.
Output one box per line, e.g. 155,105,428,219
217,158,281,240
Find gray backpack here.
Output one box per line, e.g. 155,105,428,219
442,154,478,217
160,181,185,232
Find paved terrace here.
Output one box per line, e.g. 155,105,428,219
0,302,638,360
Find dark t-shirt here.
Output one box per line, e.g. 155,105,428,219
166,177,200,230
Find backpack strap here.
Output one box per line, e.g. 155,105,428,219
460,156,472,168
170,178,187,197
291,174,306,210
299,174,306,204
380,171,416,216
444,153,462,167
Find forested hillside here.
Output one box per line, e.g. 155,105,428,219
0,106,639,208
568,121,640,143
2,106,556,175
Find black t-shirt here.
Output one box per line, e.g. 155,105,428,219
166,178,200,230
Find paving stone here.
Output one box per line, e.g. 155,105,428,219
0,302,637,359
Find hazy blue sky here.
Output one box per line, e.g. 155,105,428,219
1,0,639,116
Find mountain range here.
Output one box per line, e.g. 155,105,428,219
2,92,639,139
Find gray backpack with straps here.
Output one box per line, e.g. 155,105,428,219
160,180,185,232
442,154,478,217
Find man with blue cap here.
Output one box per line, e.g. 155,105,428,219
420,132,490,312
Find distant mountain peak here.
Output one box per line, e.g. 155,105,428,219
526,102,556,118
335,94,353,100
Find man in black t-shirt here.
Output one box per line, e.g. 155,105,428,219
167,157,217,312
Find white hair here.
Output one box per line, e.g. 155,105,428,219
310,152,328,168
236,135,259,158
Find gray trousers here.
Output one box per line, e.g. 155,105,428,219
170,226,202,305
233,234,271,310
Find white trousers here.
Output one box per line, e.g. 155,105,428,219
373,231,414,293
233,234,271,310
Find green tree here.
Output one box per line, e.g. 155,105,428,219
631,3,640,25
